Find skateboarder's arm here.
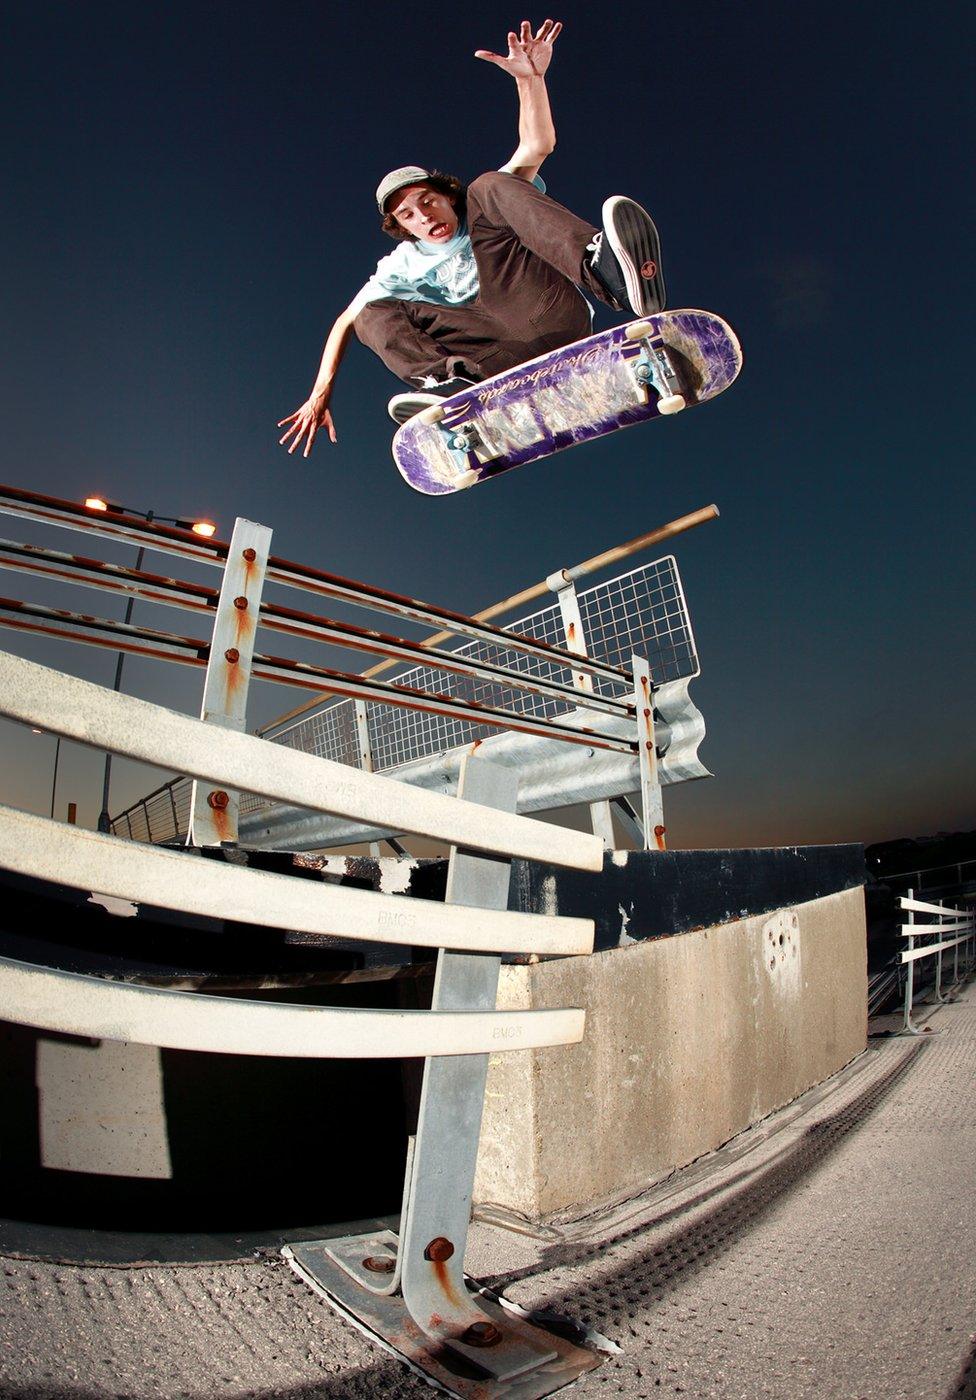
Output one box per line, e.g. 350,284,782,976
476,19,561,183
277,303,358,455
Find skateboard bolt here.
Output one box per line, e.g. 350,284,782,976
233,596,248,611
424,1237,454,1262
461,1321,502,1348
362,1255,396,1274
224,648,240,664
207,790,230,811
242,548,257,562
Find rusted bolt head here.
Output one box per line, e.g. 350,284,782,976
645,740,654,750
423,1236,454,1263
233,595,249,611
207,790,230,811
654,825,667,837
242,547,257,562
461,1321,502,1348
362,1255,396,1274
224,647,240,664
643,707,652,719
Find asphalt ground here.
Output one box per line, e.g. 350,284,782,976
1,988,974,1400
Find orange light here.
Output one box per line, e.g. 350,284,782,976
191,520,217,538
84,496,109,512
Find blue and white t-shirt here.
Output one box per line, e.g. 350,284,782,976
348,173,547,317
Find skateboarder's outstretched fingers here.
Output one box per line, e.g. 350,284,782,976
475,18,562,79
277,399,337,455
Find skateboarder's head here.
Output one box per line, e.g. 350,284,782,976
376,166,465,243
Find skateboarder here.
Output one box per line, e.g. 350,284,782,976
279,19,666,457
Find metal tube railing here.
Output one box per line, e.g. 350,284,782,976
0,483,625,687
898,890,976,1034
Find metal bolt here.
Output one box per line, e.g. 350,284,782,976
233,596,248,611
362,1255,396,1274
242,548,257,562
646,740,654,751
207,790,230,811
643,708,652,719
423,1237,454,1263
461,1321,502,1348
224,648,240,664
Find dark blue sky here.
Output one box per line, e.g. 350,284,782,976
0,0,972,846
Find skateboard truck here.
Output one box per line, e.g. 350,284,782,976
418,402,501,490
625,320,686,415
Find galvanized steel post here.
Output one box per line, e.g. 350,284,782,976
187,518,272,847
633,653,664,851
547,568,615,849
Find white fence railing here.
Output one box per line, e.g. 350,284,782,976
0,650,602,1391
898,891,976,1034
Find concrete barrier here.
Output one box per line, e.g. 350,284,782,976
475,885,867,1217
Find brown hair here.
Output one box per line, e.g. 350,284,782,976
380,172,466,241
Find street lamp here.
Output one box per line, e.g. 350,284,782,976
83,497,219,831
32,727,61,819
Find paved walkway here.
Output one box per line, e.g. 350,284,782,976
2,989,974,1400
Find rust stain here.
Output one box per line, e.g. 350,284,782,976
654,823,667,851
431,1258,463,1308
208,803,233,843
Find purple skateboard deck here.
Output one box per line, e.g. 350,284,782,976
392,309,742,496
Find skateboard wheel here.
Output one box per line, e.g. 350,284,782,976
418,403,446,425
624,320,657,341
454,469,479,490
658,394,686,415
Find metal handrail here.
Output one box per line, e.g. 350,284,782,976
0,482,626,686
897,890,976,1033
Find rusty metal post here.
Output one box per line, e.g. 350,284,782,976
547,570,616,849
633,654,665,851
187,518,272,847
287,755,600,1395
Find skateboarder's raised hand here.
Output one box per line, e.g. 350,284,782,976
474,18,562,80
278,303,358,453
477,19,562,184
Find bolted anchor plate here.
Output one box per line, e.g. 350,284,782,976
284,1232,604,1399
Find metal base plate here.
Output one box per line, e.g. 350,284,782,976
284,1235,604,1399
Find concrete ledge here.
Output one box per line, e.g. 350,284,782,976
475,885,868,1218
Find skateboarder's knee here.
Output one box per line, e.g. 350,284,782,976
468,170,508,196
466,170,513,212
353,299,401,347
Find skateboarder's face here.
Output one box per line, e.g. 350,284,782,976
388,184,459,243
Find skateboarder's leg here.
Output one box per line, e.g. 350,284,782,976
466,172,599,290
466,172,665,316
355,296,589,387
354,299,489,385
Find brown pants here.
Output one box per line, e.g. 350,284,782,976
354,171,610,386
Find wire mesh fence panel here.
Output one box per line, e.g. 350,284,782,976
267,556,698,773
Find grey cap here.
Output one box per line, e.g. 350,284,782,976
376,165,432,214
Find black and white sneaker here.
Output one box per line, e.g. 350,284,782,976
388,377,478,426
587,196,666,316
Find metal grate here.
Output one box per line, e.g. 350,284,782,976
255,556,697,783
